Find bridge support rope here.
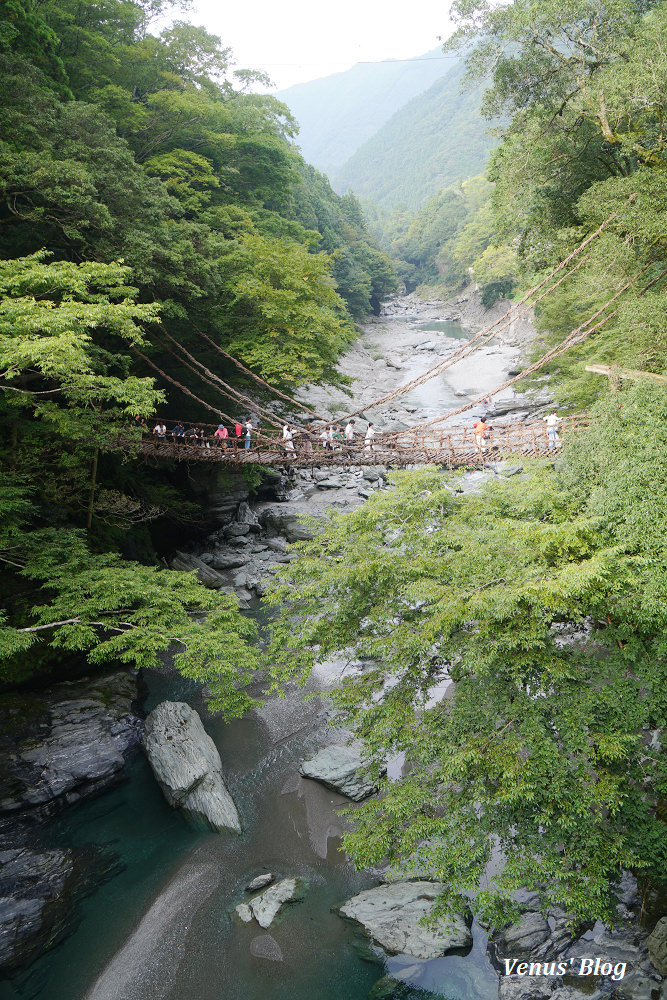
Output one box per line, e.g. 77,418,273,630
390,257,661,439
338,214,615,422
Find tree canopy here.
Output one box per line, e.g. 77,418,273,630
266,383,667,925
0,0,395,692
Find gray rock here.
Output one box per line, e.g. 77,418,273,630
363,467,387,482
209,552,250,570
236,502,259,526
224,523,250,537
170,551,225,589
339,882,472,960
0,845,120,970
250,934,283,962
246,874,275,892
235,877,304,929
493,912,551,959
259,507,315,543
198,552,214,564
299,745,383,801
228,535,252,547
143,702,241,834
265,538,288,553
648,916,667,974
499,978,557,1000
315,477,345,489
0,672,142,820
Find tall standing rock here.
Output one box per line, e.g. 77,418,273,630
143,702,241,834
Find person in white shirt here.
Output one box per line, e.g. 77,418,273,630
282,422,295,455
543,412,562,450
243,419,253,450
364,422,375,451
344,420,355,448
153,422,166,441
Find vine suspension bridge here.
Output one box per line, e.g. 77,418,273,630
130,211,665,469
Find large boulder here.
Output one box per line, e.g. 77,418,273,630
647,916,667,974
143,702,241,834
338,881,472,960
299,745,383,801
257,504,317,543
235,877,304,929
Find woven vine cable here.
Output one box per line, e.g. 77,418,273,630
191,324,330,422
352,256,591,416
389,258,659,438
339,260,586,420
154,327,286,430
130,346,233,422
339,215,616,421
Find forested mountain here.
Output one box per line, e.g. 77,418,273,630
274,48,455,177
334,60,496,211
0,0,395,692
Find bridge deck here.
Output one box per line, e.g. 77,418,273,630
136,417,586,467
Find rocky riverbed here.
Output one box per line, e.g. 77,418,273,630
1,292,664,1000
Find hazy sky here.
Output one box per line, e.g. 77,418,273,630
190,0,457,90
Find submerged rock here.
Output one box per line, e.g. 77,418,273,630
235,877,305,929
250,934,283,962
143,702,241,834
0,845,120,970
299,745,383,801
338,881,472,960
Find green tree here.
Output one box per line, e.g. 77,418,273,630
265,384,667,926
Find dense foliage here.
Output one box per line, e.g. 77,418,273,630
266,383,667,924
447,0,667,403
371,174,516,298
262,0,667,928
0,0,395,691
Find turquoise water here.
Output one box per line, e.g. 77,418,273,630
0,662,498,1000
414,320,469,340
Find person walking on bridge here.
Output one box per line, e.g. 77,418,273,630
243,419,253,450
474,418,489,451
344,420,356,451
282,422,296,458
364,422,375,452
214,424,228,448
543,411,562,450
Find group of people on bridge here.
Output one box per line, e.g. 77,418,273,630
140,416,379,455
136,409,565,460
